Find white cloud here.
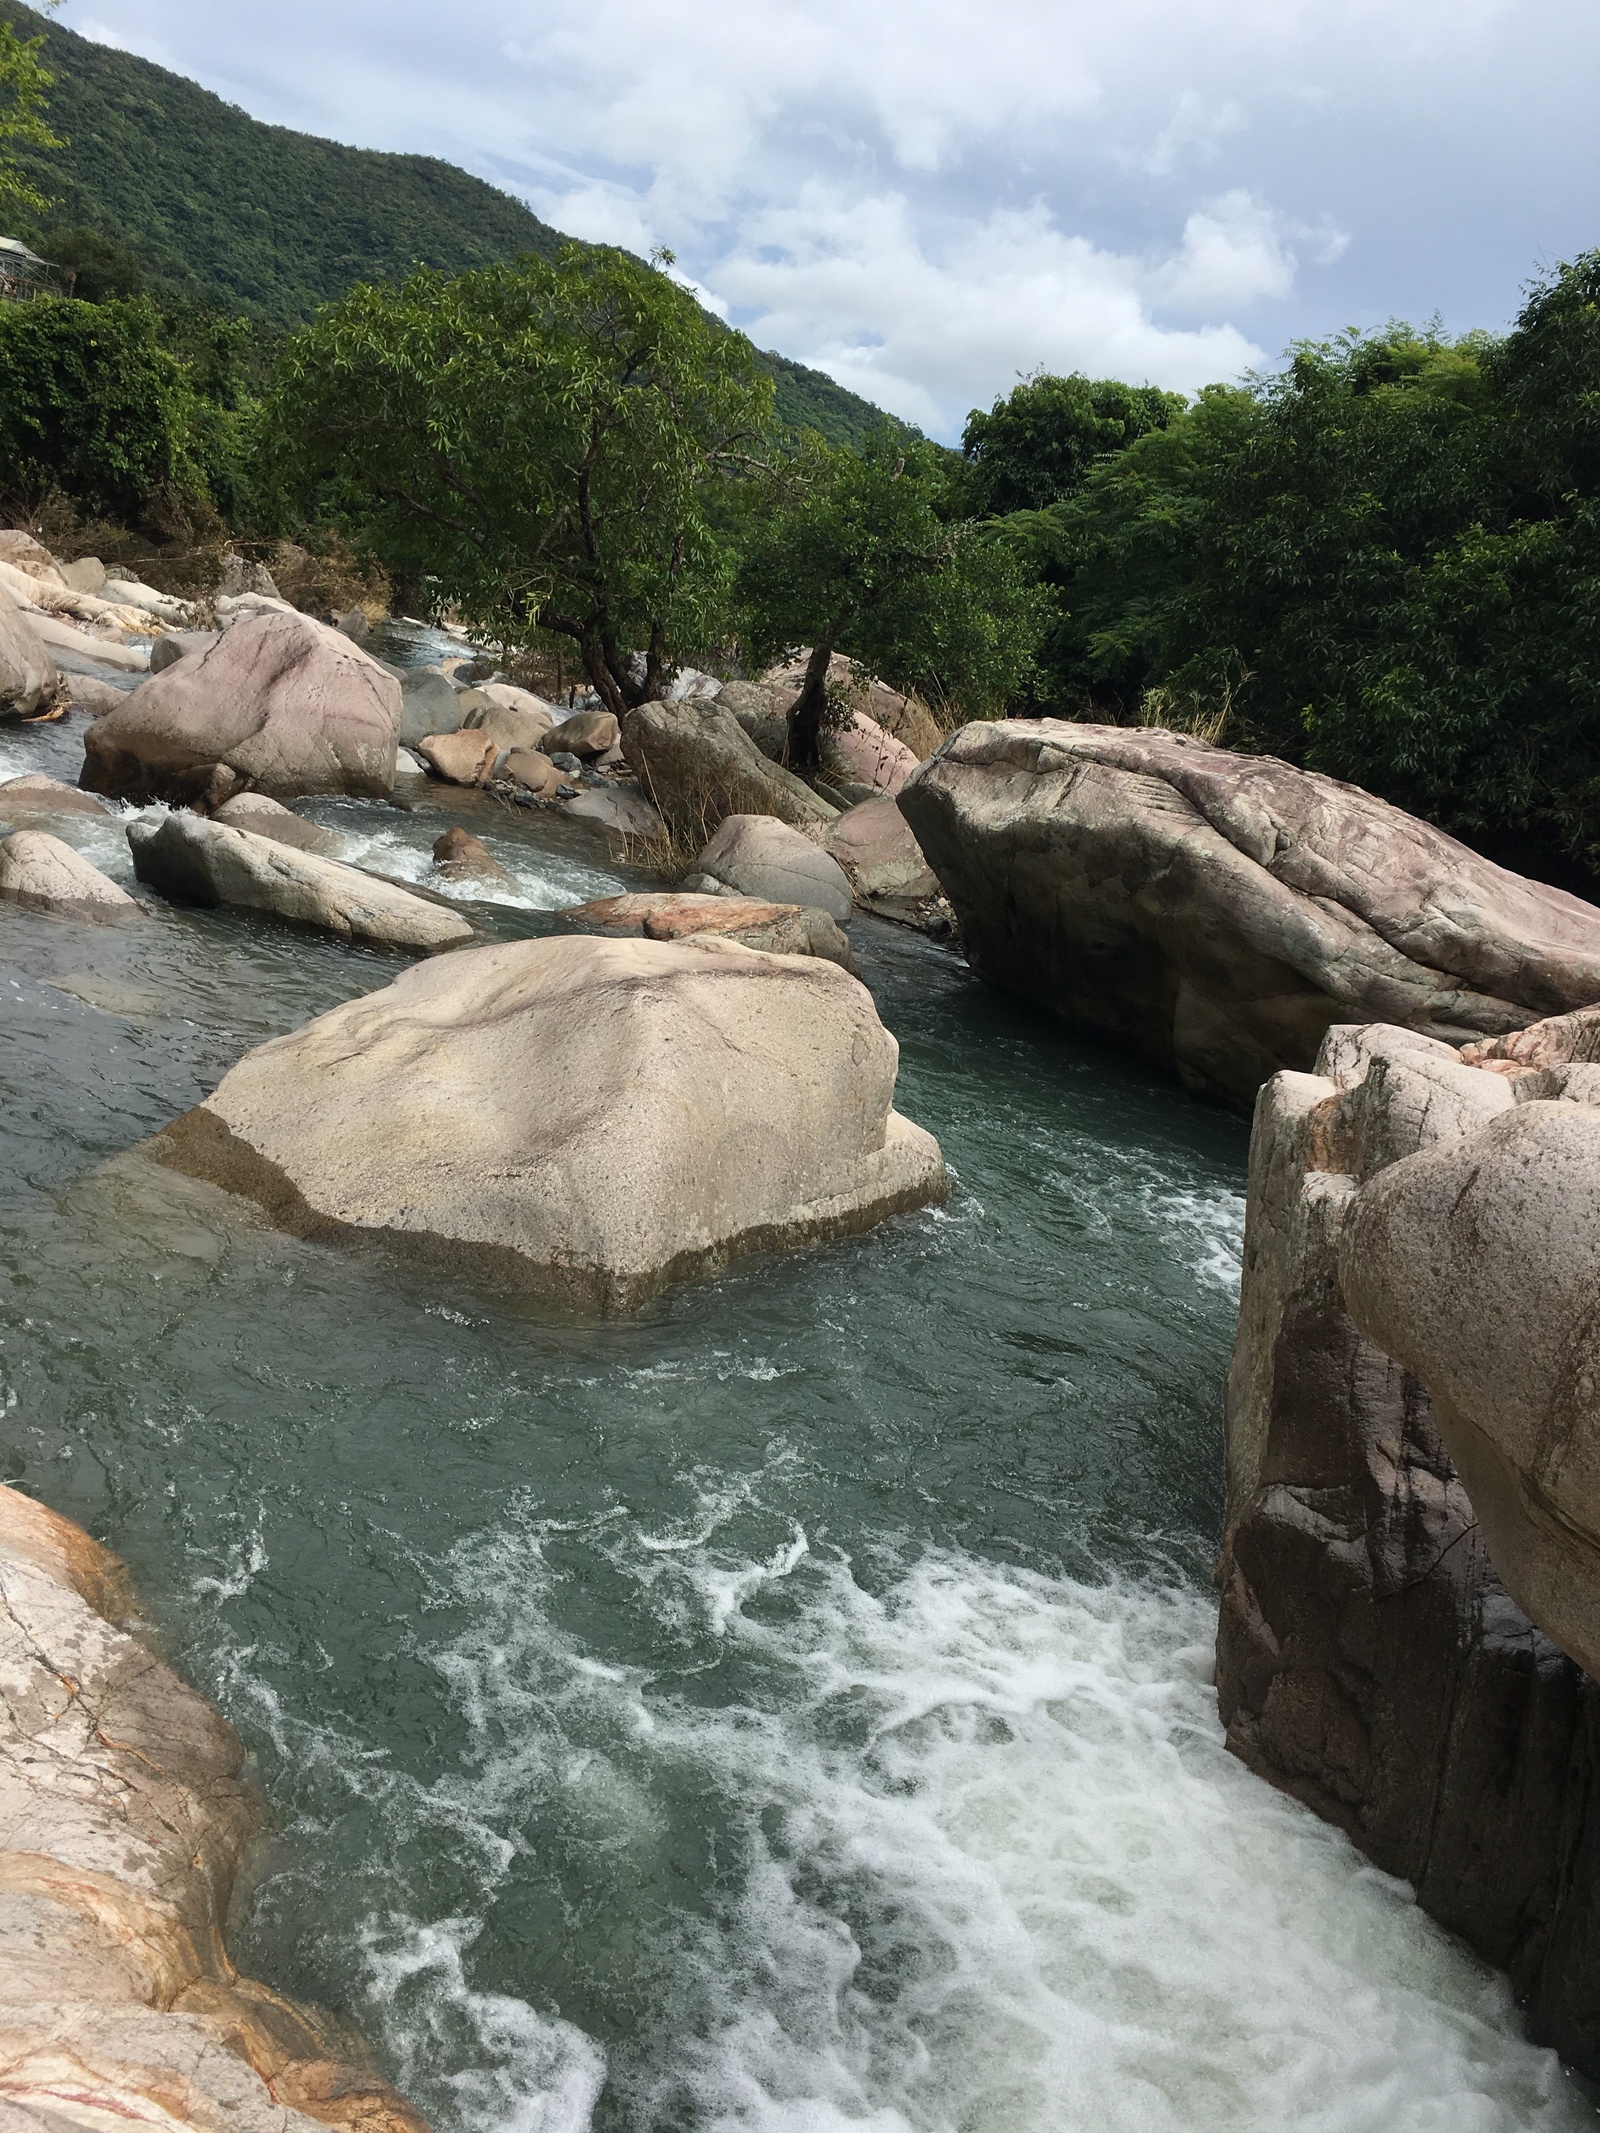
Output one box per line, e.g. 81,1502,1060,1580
714,192,1265,431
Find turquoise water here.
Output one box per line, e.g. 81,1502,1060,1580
0,711,1592,2131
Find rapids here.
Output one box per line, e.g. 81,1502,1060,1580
0,698,1593,2131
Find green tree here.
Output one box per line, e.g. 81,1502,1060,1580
261,246,775,714
738,433,1048,765
961,370,1185,515
0,2,60,226
0,293,234,523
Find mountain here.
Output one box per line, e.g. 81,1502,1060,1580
0,2,901,447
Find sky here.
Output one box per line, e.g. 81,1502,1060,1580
57,0,1600,442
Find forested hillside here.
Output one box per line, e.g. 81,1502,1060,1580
0,0,896,444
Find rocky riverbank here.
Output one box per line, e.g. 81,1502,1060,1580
0,1483,430,2131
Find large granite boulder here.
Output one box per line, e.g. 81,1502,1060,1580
212,790,346,856
463,693,553,753
821,711,919,797
0,596,62,719
0,830,138,920
417,729,500,785
0,1483,430,2133
128,812,472,950
397,665,467,745
154,934,945,1310
1218,1018,1600,2075
900,721,1600,1108
82,611,400,806
696,814,853,925
0,773,112,821
559,891,858,972
542,708,619,759
622,696,836,835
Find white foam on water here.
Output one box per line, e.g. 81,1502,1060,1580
392,1520,1595,2133
330,817,626,914
1145,1184,1248,1293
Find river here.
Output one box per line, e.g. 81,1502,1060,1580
0,698,1593,2132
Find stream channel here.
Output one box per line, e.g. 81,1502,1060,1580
2,658,1596,2131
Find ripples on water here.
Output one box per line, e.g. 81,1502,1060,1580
0,709,1592,2131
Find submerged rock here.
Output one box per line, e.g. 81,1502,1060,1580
83,610,400,805
1217,1017,1600,2075
0,1482,431,2133
559,890,858,972
127,812,472,950
622,695,836,835
696,814,853,925
900,721,1600,1108
432,826,510,884
154,933,945,1309
0,829,138,919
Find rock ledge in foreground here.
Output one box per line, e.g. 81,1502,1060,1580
155,933,945,1309
0,1482,430,2133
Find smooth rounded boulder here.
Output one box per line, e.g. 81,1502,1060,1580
542,708,620,760
901,720,1600,1108
822,712,919,797
696,813,853,925
153,934,946,1310
128,811,472,950
212,789,346,856
82,610,400,805
0,773,113,820
0,830,138,919
418,729,500,785
824,797,938,907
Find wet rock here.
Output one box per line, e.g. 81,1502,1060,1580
433,826,510,884
825,797,938,907
416,730,500,786
622,695,836,835
127,812,472,950
0,773,113,820
212,791,346,857
83,612,400,806
1217,1023,1600,2077
901,720,1600,1109
697,814,853,926
541,708,619,760
0,829,138,919
149,628,220,674
0,1483,432,2133
559,890,858,973
0,597,62,718
155,933,946,1310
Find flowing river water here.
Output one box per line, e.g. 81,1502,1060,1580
1,683,1595,2133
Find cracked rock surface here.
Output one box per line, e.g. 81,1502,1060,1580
0,1482,430,2133
1217,1010,1600,2075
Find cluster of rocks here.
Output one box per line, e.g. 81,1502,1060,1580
0,1483,430,2133
1217,1007,1600,2077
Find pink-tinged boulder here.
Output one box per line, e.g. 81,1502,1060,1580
0,830,138,919
560,890,858,973
498,747,562,797
81,610,399,805
0,1484,431,2133
154,933,945,1310
900,720,1600,1108
696,813,853,925
822,711,919,796
825,797,938,907
0,773,112,820
418,729,500,785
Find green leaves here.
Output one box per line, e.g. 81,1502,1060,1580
260,246,774,709
0,10,63,226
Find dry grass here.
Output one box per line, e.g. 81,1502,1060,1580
267,536,391,623
1137,681,1242,748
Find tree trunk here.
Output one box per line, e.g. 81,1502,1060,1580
786,632,839,769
